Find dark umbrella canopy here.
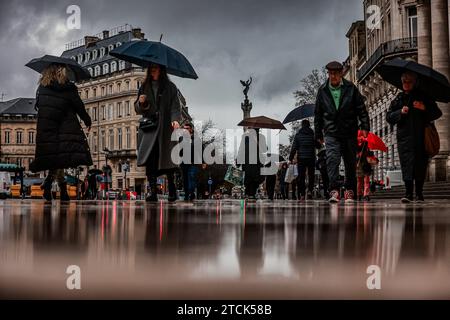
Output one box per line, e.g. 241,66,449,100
110,40,198,79
25,55,91,81
282,104,315,124
88,169,103,175
238,116,286,130
377,58,450,102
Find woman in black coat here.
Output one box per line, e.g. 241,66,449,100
30,64,92,202
387,71,442,203
134,63,182,202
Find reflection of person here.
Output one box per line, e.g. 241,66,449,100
386,71,442,203
135,63,182,203
314,61,370,203
30,64,92,203
289,119,316,200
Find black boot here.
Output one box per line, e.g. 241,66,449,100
42,176,53,202
146,176,158,202
415,180,425,203
59,182,70,202
401,181,414,203
167,176,177,203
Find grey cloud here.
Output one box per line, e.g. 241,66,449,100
0,0,363,134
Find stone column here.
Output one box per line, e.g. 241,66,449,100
418,0,432,66
431,0,450,181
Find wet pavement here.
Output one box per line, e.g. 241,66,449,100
1,199,450,299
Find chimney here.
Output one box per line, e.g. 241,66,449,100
132,28,145,40
102,30,110,39
84,36,100,48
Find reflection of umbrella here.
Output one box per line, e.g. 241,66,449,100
358,130,388,152
25,55,90,81
282,104,315,124
377,58,450,102
238,116,286,130
110,40,198,79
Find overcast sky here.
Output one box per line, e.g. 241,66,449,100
0,0,363,143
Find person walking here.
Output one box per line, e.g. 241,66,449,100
386,71,442,203
237,128,266,200
30,64,92,202
289,119,317,200
314,61,370,203
316,145,329,199
135,63,182,203
356,136,378,202
278,162,289,200
180,122,202,201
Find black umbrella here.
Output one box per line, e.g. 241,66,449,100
282,104,315,124
238,116,286,130
88,169,103,175
25,55,91,81
376,58,450,102
110,40,198,79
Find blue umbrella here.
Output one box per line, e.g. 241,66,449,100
282,104,315,124
110,40,198,79
25,55,90,81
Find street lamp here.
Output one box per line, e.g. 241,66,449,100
102,148,112,199
121,158,130,190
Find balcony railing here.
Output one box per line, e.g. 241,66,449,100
357,37,417,81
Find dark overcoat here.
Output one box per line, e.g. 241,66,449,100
30,82,92,172
386,90,442,181
134,80,182,171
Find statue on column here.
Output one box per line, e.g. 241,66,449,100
240,77,253,101
240,77,253,120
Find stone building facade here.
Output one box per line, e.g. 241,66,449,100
416,0,450,181
345,0,420,182
0,98,37,172
346,0,450,182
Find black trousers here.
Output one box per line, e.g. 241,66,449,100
297,159,315,196
265,175,276,200
145,143,176,198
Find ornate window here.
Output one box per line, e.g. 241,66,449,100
111,61,117,72
16,131,23,144
94,65,101,77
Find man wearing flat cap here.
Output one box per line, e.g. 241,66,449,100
314,61,370,203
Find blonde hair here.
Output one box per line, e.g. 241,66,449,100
39,64,69,86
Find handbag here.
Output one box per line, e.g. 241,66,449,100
285,164,297,183
224,166,244,186
138,112,159,132
424,123,440,157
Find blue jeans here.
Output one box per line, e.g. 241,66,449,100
324,135,357,194
181,165,198,199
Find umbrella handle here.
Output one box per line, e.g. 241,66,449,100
159,34,163,42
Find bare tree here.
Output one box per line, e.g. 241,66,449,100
293,68,327,107
281,68,328,157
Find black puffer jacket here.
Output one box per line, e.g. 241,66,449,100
30,81,92,172
314,79,370,140
289,127,316,161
